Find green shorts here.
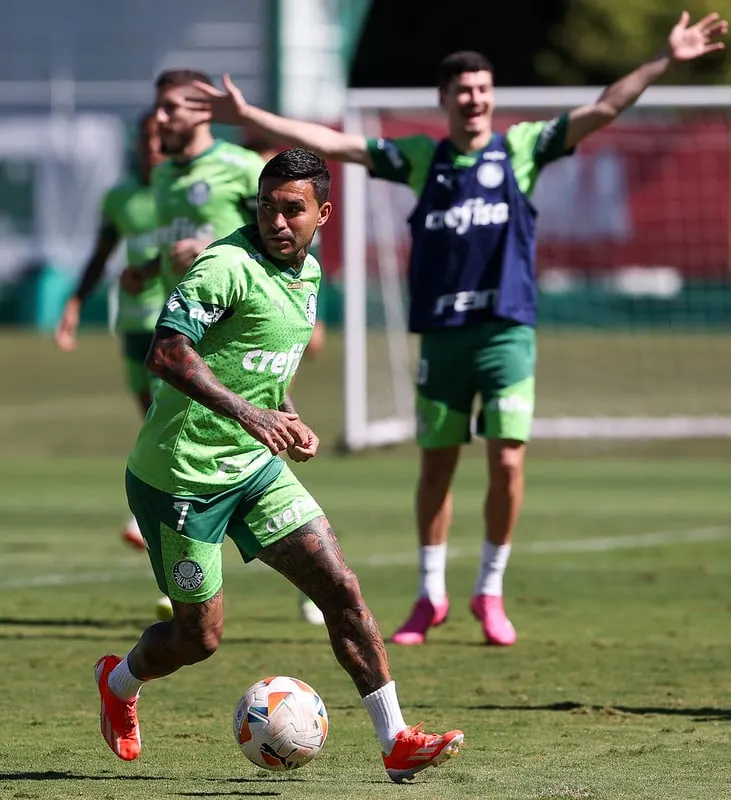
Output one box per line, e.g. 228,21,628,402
121,332,156,395
125,461,323,603
416,320,535,448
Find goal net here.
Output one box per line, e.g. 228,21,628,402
341,86,731,450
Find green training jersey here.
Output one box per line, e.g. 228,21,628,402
101,175,165,333
152,141,265,294
127,224,321,495
366,115,571,198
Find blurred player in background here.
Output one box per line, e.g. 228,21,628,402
94,148,464,783
120,70,264,298
243,132,327,626
190,11,727,647
55,110,165,551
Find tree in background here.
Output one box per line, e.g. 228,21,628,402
540,0,730,84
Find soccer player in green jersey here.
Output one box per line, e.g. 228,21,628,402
120,69,264,298
191,12,727,647
55,110,166,550
243,132,328,626
94,149,464,782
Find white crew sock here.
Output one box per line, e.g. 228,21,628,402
108,655,145,701
361,681,408,753
417,543,447,604
474,541,512,597
126,515,141,535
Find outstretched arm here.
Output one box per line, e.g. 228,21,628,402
190,74,374,168
146,327,308,455
55,223,120,351
566,11,727,149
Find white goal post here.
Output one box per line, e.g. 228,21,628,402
341,85,731,451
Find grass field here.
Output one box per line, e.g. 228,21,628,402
1,330,730,800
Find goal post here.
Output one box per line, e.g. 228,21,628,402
341,85,731,450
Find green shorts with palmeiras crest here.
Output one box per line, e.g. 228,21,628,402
126,459,323,603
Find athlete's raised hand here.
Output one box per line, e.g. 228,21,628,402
238,407,310,456
667,11,727,61
190,74,249,125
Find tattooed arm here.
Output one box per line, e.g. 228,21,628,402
146,326,307,454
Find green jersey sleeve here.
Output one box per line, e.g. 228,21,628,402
366,134,437,195
505,113,572,198
156,249,246,343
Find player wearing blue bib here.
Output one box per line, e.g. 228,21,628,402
195,11,727,646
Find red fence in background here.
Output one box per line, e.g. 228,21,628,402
319,111,731,278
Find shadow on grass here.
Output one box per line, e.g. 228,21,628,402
0,618,325,646
468,700,731,721
0,772,288,796
0,616,142,628
0,771,166,781
178,793,279,798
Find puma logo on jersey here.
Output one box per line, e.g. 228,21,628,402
241,343,305,383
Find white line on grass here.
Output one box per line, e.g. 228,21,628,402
5,526,730,591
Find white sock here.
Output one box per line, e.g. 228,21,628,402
126,516,141,535
361,681,408,754
417,544,447,604
108,655,145,701
474,541,512,596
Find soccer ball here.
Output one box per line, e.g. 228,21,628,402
233,676,328,771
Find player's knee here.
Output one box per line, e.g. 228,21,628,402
420,447,459,492
175,619,223,664
489,441,525,486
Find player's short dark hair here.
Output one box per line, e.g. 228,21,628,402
155,69,214,91
438,51,494,90
259,148,331,205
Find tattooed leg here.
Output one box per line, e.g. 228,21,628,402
258,517,391,697
127,590,224,680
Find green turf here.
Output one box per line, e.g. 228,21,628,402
1,331,730,799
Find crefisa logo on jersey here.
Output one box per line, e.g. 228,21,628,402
186,181,210,206
305,293,317,326
172,559,205,592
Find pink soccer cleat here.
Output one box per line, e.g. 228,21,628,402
391,598,449,645
470,594,517,646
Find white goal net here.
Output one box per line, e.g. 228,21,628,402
341,86,731,450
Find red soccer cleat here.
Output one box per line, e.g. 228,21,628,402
94,655,142,761
383,724,464,783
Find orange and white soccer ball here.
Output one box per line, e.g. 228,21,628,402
233,676,328,771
